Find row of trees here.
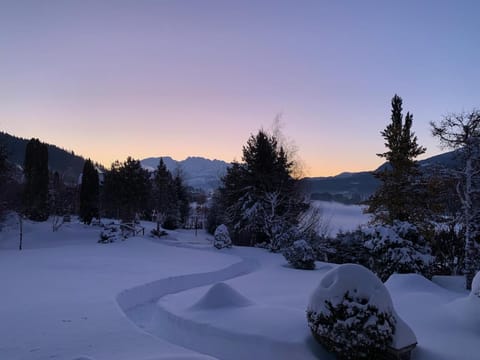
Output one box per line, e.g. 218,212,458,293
0,137,192,230
86,156,190,228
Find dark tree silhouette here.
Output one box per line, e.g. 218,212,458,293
23,138,49,221
79,159,100,224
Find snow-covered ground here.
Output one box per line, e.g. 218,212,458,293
311,200,370,235
0,208,477,360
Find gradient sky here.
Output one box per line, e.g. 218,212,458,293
1,0,479,176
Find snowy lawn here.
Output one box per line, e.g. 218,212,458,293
0,213,478,360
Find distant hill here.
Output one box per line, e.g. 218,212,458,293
0,132,85,184
303,150,460,204
141,156,230,190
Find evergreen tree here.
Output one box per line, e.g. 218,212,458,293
23,138,49,221
366,95,426,225
431,110,480,289
79,159,100,224
219,129,306,248
0,143,7,181
102,157,151,222
153,158,172,214
102,160,122,219
152,158,178,229
173,172,190,227
0,143,9,219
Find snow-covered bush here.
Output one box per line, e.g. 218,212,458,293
307,264,396,359
150,228,168,238
214,224,232,249
99,223,121,243
283,239,316,270
363,221,434,281
471,271,480,297
324,230,371,266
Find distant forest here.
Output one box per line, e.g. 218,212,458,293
0,131,86,184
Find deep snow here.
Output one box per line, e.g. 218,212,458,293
0,205,478,360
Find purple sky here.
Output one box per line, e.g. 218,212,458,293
1,0,479,176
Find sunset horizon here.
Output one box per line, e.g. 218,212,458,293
1,0,479,177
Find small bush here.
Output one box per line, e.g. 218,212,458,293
307,264,397,360
99,224,120,243
151,228,168,238
283,239,316,270
471,271,480,297
307,291,395,360
214,224,232,249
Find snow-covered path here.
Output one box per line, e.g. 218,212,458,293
120,232,331,360
118,234,330,359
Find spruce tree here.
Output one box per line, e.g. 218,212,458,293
23,138,49,221
0,143,7,187
153,158,172,214
152,158,178,229
0,143,8,219
219,129,306,248
174,172,190,227
366,95,426,225
79,159,100,225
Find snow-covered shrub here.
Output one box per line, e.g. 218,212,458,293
99,223,121,243
307,264,396,359
471,271,480,297
150,228,168,238
430,224,465,276
325,230,371,266
283,239,316,270
363,221,434,281
214,224,232,249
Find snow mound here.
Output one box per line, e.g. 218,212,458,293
190,282,253,310
386,273,449,295
470,271,480,297
445,295,480,331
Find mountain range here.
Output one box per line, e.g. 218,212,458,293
302,150,460,203
140,156,230,190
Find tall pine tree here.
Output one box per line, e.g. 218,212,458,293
366,95,426,225
23,138,49,221
79,159,100,224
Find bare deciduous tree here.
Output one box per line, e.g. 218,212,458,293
431,110,480,289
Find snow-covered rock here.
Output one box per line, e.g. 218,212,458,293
213,224,232,249
307,264,416,358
